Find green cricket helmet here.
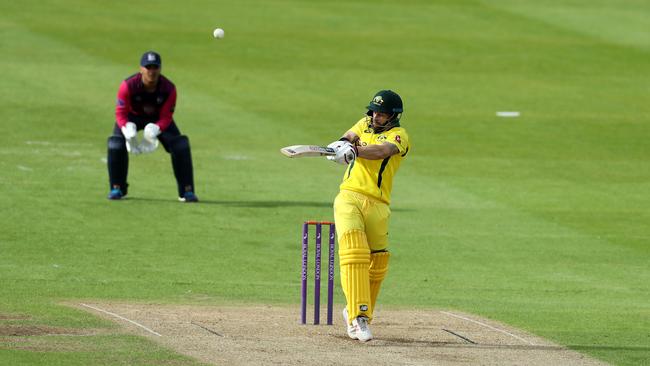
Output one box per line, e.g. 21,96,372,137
366,90,403,132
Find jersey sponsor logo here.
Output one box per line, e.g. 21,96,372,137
395,135,401,143
116,98,125,107
377,135,387,141
156,96,163,104
360,304,368,312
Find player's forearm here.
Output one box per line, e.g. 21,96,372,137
357,143,397,160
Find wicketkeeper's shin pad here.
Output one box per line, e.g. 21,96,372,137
339,230,371,322
107,136,128,188
369,251,390,315
169,135,195,196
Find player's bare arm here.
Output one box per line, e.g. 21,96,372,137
357,142,399,160
338,131,398,160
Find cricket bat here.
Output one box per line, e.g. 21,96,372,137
280,145,335,158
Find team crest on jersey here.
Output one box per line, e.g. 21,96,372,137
372,95,384,106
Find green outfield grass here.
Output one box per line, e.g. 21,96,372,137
1,0,648,365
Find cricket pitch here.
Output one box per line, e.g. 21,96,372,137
75,303,608,366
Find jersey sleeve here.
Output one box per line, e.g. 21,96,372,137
115,81,131,127
348,117,369,139
385,128,410,156
156,87,176,131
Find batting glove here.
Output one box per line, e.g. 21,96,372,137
143,123,161,143
327,141,357,165
327,139,347,152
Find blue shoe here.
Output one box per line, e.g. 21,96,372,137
178,191,199,202
108,188,124,200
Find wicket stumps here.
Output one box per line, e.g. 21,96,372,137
301,221,335,325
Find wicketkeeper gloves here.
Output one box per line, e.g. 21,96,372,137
144,123,161,142
139,123,160,153
121,122,161,154
121,122,141,155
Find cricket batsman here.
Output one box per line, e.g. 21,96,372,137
326,90,410,342
107,51,198,202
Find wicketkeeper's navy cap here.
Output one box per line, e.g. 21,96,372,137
140,51,162,67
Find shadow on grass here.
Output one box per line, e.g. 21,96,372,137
124,197,414,211
127,197,332,208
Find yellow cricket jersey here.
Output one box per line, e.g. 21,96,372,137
339,117,410,204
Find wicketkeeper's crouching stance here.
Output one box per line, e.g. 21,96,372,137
327,90,410,342
107,51,198,202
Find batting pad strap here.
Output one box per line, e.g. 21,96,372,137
107,135,126,150
339,230,371,265
339,248,371,265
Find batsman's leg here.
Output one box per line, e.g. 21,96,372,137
364,199,391,319
335,191,372,323
107,135,129,198
339,229,371,322
369,251,390,316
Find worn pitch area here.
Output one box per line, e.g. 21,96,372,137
74,303,608,366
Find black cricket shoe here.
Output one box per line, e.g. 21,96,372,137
179,191,199,203
108,185,127,200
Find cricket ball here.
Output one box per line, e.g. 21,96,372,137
213,28,225,39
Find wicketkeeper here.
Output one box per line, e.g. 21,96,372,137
327,90,410,342
107,51,198,202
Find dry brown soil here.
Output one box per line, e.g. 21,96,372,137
68,303,609,366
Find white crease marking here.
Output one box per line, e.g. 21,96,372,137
440,311,534,345
80,303,162,337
